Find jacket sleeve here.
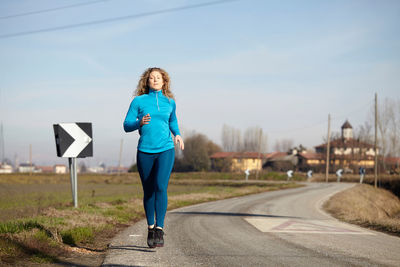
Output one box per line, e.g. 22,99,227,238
169,100,181,136
123,98,141,132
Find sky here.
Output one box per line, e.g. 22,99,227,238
0,0,399,167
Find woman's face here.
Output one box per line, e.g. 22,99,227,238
148,71,164,91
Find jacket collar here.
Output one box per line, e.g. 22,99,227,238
149,88,162,95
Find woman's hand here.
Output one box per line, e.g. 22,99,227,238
175,135,184,150
140,114,151,126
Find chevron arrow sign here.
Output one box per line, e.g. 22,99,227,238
53,122,93,158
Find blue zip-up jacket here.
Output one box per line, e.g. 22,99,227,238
123,89,181,153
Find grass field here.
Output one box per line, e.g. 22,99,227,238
324,183,400,236
310,173,400,197
0,172,300,266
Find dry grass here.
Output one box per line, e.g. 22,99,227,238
0,173,300,266
324,184,400,235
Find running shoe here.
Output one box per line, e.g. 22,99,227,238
147,227,156,248
154,228,164,247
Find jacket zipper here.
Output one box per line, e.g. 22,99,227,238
156,91,160,111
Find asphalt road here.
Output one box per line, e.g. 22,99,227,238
102,183,400,266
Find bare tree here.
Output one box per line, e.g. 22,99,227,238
222,125,267,152
274,138,293,152
243,126,268,152
234,128,243,152
206,140,222,157
377,98,393,171
221,124,242,152
273,140,281,152
355,121,373,144
359,97,400,171
222,124,234,152
181,133,210,171
388,98,400,157
321,131,340,143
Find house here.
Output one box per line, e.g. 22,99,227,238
54,164,67,174
262,152,297,171
314,120,377,172
0,163,13,173
36,166,54,173
18,163,36,173
210,152,267,172
87,166,105,173
384,157,400,174
297,152,325,172
107,166,129,174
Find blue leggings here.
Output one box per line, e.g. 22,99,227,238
137,148,175,228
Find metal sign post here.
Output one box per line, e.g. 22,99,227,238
68,158,78,207
54,122,93,208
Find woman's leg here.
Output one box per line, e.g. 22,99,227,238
137,150,157,227
153,148,175,228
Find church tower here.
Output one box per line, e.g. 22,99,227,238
341,120,353,140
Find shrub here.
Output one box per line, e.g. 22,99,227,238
61,227,94,246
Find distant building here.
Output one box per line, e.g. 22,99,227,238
210,120,381,174
88,166,106,173
36,166,54,173
18,163,36,173
0,163,13,173
314,120,377,173
384,157,400,174
54,164,67,174
210,152,267,172
107,166,129,174
262,151,303,172
297,152,325,172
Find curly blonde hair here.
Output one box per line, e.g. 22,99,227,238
135,67,174,99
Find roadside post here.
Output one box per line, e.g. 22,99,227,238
244,169,250,181
53,123,93,208
307,170,313,180
287,170,293,181
359,167,365,184
336,168,343,182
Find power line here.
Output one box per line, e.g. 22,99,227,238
0,0,110,20
0,0,238,39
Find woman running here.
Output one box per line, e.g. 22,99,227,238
123,67,184,248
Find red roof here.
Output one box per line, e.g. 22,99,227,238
210,151,292,160
298,152,324,160
385,157,400,165
210,152,268,159
315,138,374,149
264,151,288,159
37,166,54,172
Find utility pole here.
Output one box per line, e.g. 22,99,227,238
0,89,3,164
29,144,32,176
0,122,4,163
256,128,263,179
374,93,378,188
118,139,123,176
325,114,331,183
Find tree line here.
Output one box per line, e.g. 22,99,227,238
130,97,400,173
129,125,267,172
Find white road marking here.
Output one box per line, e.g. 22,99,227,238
245,218,375,235
129,234,142,237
